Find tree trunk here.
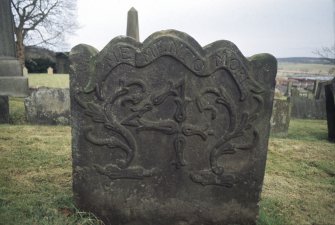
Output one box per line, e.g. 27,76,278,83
15,30,25,67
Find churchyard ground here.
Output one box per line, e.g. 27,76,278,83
0,119,333,225
1,68,334,224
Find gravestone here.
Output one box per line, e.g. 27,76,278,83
324,78,335,142
70,28,277,224
291,96,326,119
0,0,28,123
270,98,291,136
24,87,70,125
23,66,28,76
47,66,53,75
55,52,70,74
70,7,276,225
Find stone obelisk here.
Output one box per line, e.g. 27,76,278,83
0,0,28,123
126,7,139,41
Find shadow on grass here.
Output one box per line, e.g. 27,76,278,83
257,198,289,225
283,119,329,141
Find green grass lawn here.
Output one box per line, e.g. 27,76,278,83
0,120,334,225
28,74,69,88
3,71,335,224
260,120,335,225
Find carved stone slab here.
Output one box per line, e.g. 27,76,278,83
70,30,277,225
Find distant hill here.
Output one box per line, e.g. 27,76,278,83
277,57,333,64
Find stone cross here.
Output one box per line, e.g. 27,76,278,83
0,0,28,123
126,7,139,41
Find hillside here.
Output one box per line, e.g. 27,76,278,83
277,57,333,65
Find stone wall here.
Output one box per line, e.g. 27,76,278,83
24,87,70,125
291,96,326,119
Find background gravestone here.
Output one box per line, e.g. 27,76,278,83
270,98,291,136
24,87,70,125
70,29,277,225
324,78,335,142
47,66,53,75
290,96,326,119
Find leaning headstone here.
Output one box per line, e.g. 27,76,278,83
24,87,70,125
0,0,28,123
47,66,53,75
324,78,335,142
270,98,291,136
70,28,277,224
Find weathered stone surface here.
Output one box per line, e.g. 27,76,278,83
291,96,326,119
0,0,16,57
0,58,22,77
70,30,277,225
0,96,9,123
0,76,29,97
127,7,139,41
270,98,291,136
325,78,335,142
24,88,70,125
0,0,28,124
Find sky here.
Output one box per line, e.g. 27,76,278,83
68,0,334,58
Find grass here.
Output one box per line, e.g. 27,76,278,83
259,120,335,225
27,74,69,88
8,97,26,124
4,69,334,224
0,120,334,225
0,126,103,225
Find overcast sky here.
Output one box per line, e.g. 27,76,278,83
68,0,334,58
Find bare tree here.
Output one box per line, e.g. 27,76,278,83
10,0,78,65
313,45,335,64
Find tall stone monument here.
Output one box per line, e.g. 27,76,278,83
0,0,28,123
70,9,277,225
127,7,139,42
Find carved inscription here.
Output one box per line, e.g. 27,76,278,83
76,74,263,187
120,79,214,169
73,32,267,187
